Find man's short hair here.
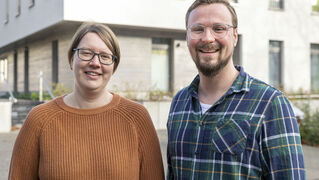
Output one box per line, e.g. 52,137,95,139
185,0,238,28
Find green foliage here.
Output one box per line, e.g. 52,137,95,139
29,92,52,101
52,83,72,97
111,82,173,101
12,92,52,101
0,83,72,101
313,0,319,12
149,90,172,101
299,104,319,146
0,92,10,98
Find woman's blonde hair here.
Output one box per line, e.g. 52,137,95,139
68,22,121,72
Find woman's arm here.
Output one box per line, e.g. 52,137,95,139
9,108,42,180
136,107,165,180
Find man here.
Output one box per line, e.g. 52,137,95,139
166,0,306,179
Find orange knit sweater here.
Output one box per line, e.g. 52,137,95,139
9,94,164,180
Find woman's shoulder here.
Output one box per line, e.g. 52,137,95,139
118,96,148,114
24,97,63,127
116,96,151,122
30,97,62,114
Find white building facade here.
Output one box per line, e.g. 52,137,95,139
1,0,319,97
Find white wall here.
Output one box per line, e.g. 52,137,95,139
1,0,319,93
63,0,193,30
236,0,319,92
0,0,193,49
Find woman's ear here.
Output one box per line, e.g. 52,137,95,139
70,58,73,70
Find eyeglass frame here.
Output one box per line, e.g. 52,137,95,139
72,48,117,65
187,23,236,40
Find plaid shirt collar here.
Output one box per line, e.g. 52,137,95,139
188,66,251,100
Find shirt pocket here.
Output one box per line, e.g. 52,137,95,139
210,118,250,155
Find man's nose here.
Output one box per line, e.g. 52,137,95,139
201,28,216,42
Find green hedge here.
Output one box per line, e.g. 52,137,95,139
299,104,319,146
313,0,319,12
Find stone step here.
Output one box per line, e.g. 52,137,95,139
11,100,43,126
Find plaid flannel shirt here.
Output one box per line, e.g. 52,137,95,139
167,66,305,179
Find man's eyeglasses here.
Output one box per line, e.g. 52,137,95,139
187,23,236,40
73,48,117,65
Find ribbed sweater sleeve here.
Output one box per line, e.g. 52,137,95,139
9,103,51,180
118,100,165,180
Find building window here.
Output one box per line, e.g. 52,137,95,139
311,44,319,92
52,40,59,85
269,41,283,88
233,35,242,66
4,0,9,24
16,0,21,17
0,58,8,82
151,38,172,92
312,0,319,12
29,0,35,8
269,0,284,10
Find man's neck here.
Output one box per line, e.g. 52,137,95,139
198,63,239,105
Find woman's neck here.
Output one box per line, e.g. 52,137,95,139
64,89,113,109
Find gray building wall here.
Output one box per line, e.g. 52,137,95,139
0,26,192,98
1,0,319,96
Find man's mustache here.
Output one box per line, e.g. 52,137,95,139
196,43,221,50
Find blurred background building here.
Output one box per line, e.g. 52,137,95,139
0,0,319,128
1,0,319,96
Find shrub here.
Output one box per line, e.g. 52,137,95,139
299,104,319,146
52,83,72,97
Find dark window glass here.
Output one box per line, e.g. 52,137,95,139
269,41,283,88
311,44,319,92
269,0,284,10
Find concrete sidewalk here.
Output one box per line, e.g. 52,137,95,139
1,130,318,179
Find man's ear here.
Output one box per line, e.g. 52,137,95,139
233,28,238,47
186,33,190,47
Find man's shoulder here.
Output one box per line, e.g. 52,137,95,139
172,86,191,101
247,74,284,97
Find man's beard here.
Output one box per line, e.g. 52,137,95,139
194,43,233,78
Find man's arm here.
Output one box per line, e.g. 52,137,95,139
166,144,174,180
260,94,306,179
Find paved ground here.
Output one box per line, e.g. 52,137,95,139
1,130,318,179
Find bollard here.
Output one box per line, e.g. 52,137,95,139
0,100,12,132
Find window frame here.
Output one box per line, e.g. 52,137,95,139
269,0,284,11
269,40,284,89
311,44,319,93
151,37,174,93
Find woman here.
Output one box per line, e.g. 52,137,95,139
9,22,164,180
